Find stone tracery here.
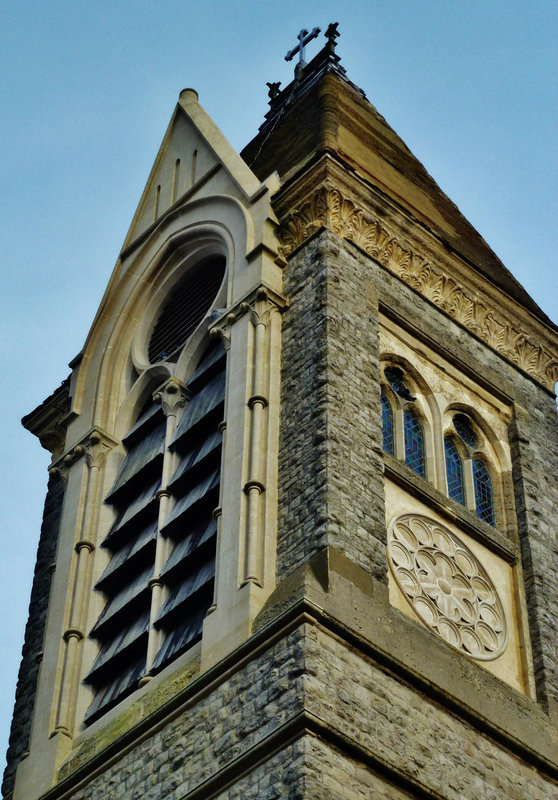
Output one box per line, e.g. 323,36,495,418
387,513,507,660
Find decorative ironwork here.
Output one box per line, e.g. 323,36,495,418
285,27,321,65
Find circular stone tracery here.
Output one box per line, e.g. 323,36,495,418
387,514,507,660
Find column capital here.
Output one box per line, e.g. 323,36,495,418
210,284,288,343
53,427,119,472
83,429,117,470
152,377,189,417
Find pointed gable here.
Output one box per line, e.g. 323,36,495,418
123,88,262,251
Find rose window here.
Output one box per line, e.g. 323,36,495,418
387,514,507,660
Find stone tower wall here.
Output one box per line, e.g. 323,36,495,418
278,231,386,582
3,474,65,798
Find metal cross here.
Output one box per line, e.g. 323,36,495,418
285,27,321,64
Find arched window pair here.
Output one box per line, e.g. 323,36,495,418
444,415,494,526
381,367,495,527
381,366,425,478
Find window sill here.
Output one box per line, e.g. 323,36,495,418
383,453,519,564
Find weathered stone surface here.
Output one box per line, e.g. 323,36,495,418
5,41,558,800
278,231,386,582
370,248,558,719
31,622,558,800
2,473,65,798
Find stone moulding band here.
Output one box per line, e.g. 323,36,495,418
278,186,558,391
46,603,557,800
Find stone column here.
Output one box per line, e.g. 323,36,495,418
144,378,188,677
53,431,113,736
201,285,286,668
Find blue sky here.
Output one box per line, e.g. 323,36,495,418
1,0,557,774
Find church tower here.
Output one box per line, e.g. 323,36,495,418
4,26,558,800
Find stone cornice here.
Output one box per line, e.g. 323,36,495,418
22,379,72,460
278,183,558,391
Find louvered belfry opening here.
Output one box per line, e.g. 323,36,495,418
148,256,226,363
85,340,226,723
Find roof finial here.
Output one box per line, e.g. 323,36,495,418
285,27,321,78
324,22,340,55
266,81,281,102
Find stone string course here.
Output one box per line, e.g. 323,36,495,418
38,624,558,800
304,624,558,800
215,737,415,799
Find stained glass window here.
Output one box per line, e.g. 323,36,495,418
384,366,416,401
454,413,477,449
404,408,425,477
444,437,465,504
473,459,494,525
381,392,394,455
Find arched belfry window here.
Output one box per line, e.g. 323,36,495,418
86,242,228,723
85,398,165,720
148,255,226,363
85,341,225,722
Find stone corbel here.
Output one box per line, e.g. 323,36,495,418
38,426,67,462
209,317,233,351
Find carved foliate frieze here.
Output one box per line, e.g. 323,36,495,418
278,186,558,390
387,514,507,661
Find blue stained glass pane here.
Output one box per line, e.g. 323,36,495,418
404,408,425,477
454,414,477,448
473,459,495,525
381,392,394,455
445,437,465,504
384,367,415,401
